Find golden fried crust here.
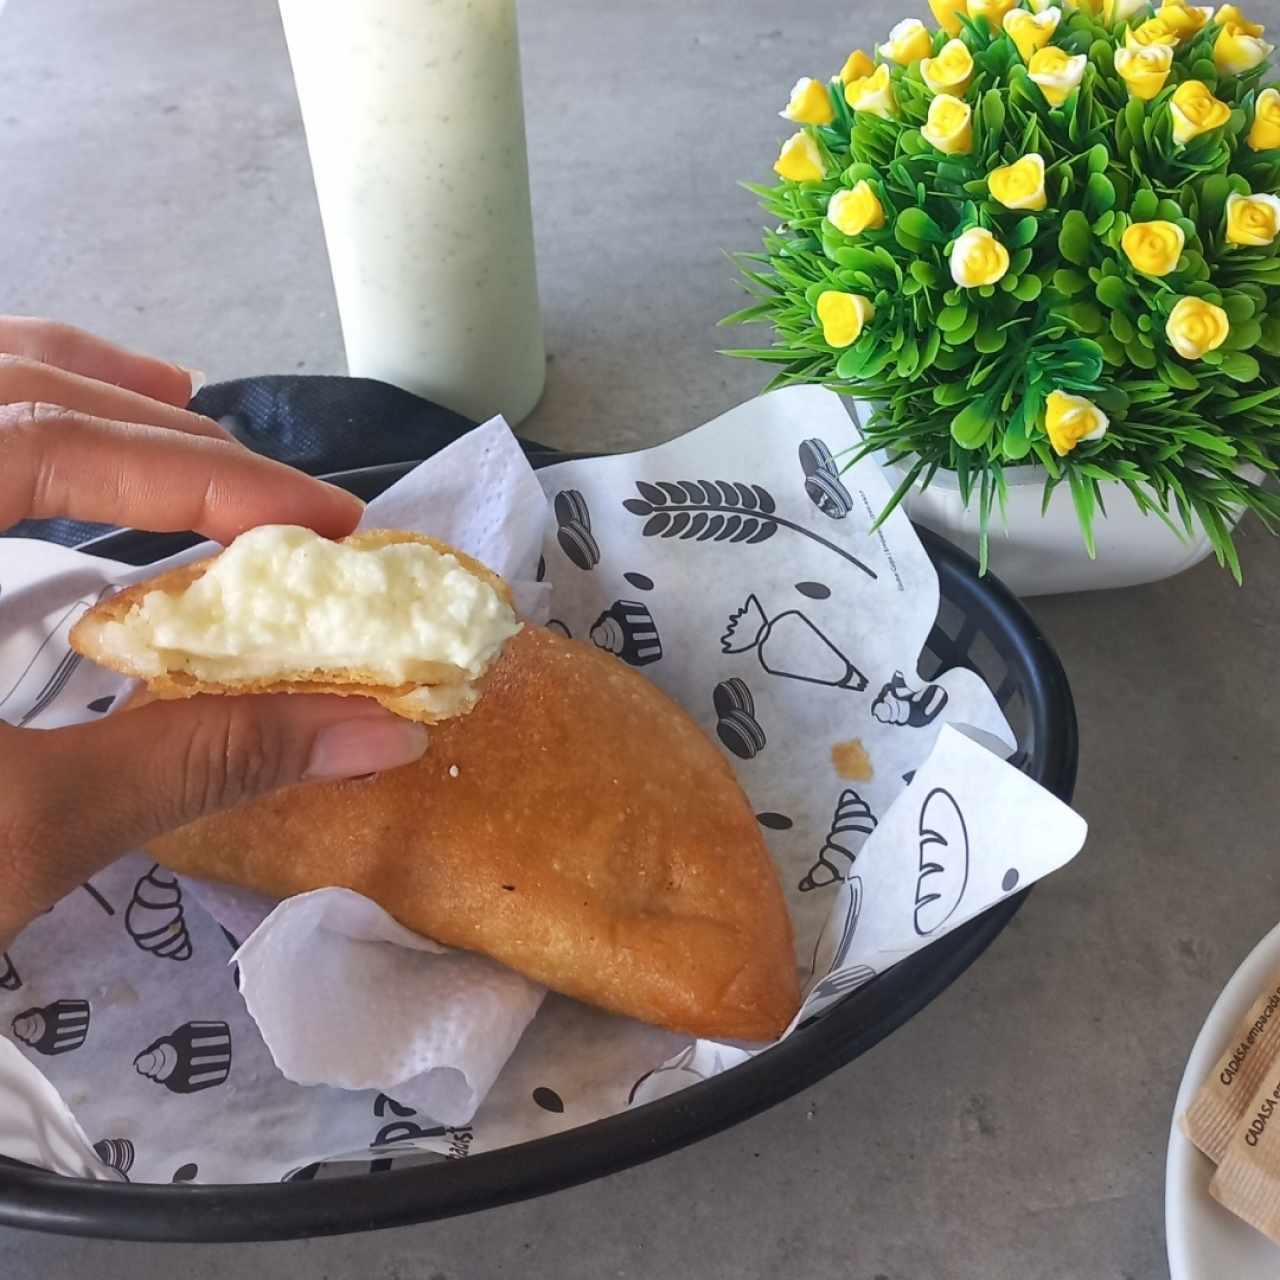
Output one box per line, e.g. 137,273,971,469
68,530,514,724
146,626,801,1042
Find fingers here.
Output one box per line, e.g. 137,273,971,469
0,316,197,407
0,353,230,441
0,696,428,947
0,403,364,542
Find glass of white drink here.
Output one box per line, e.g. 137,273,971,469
278,0,545,426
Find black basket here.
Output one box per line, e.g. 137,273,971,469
0,453,1077,1242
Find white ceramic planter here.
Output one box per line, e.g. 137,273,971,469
850,395,1258,597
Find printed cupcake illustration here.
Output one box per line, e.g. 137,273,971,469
554,489,601,570
799,789,878,892
721,595,866,691
134,1021,232,1094
713,677,767,760
872,671,949,728
798,437,853,520
126,864,193,962
93,1138,135,1180
590,600,663,666
12,999,90,1055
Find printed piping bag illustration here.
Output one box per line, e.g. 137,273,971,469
93,1138,135,1180
126,864,193,961
554,489,601,571
872,671,949,728
0,952,19,991
134,1021,232,1094
623,479,876,579
590,600,662,666
915,788,969,937
798,438,853,520
0,588,111,727
713,677,766,759
12,999,90,1055
798,789,877,892
722,595,867,692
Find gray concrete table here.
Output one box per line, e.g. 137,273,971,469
1,1,1278,1275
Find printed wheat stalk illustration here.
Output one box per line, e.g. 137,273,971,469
622,480,876,580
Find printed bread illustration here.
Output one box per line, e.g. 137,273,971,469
70,527,520,724
143,626,802,1042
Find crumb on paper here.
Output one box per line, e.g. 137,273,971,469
831,738,873,781
449,765,460,778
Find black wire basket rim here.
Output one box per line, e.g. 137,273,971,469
0,456,1078,1243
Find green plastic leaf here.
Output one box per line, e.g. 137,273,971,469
910,259,940,285
982,89,1006,136
1053,268,1090,296
896,206,947,243
1159,358,1199,391
1013,274,1043,301
1086,143,1109,175
1096,276,1131,310
951,398,995,449
1131,187,1159,221
1009,215,1038,249
1220,351,1261,382
1223,293,1257,324
1059,210,1093,266
1085,173,1117,219
937,303,970,331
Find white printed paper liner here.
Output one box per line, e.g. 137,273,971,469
0,388,1086,1184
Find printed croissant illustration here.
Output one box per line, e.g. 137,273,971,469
799,789,878,892
134,1021,232,1094
798,438,854,520
126,864,193,961
12,999,90,1056
554,489,601,570
713,677,767,759
590,599,663,666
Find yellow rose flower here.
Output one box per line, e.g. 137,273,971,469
1028,47,1089,106
1126,17,1181,47
930,0,970,35
1114,43,1175,99
880,18,933,65
1214,22,1274,74
1166,295,1230,358
1226,191,1280,245
1157,4,1213,37
774,131,826,183
1248,86,1280,149
1044,391,1109,456
969,0,1019,24
988,153,1048,209
1004,7,1061,62
845,63,898,118
922,94,974,153
950,226,1011,286
838,49,876,84
1066,0,1106,14
781,77,836,126
1121,219,1186,274
1029,0,1060,10
816,291,876,347
1216,5,1264,35
922,38,975,95
827,181,887,236
1169,79,1232,144
1104,0,1151,21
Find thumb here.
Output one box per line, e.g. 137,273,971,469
3,696,426,936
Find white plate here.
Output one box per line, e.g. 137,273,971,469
1167,920,1280,1278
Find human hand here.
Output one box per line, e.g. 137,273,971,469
0,319,429,948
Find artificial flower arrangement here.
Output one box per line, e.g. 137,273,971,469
725,0,1280,577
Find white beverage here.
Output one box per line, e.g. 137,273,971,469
278,0,545,425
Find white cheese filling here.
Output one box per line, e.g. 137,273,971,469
98,525,520,684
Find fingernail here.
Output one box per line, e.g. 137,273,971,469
180,366,207,398
305,718,428,780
